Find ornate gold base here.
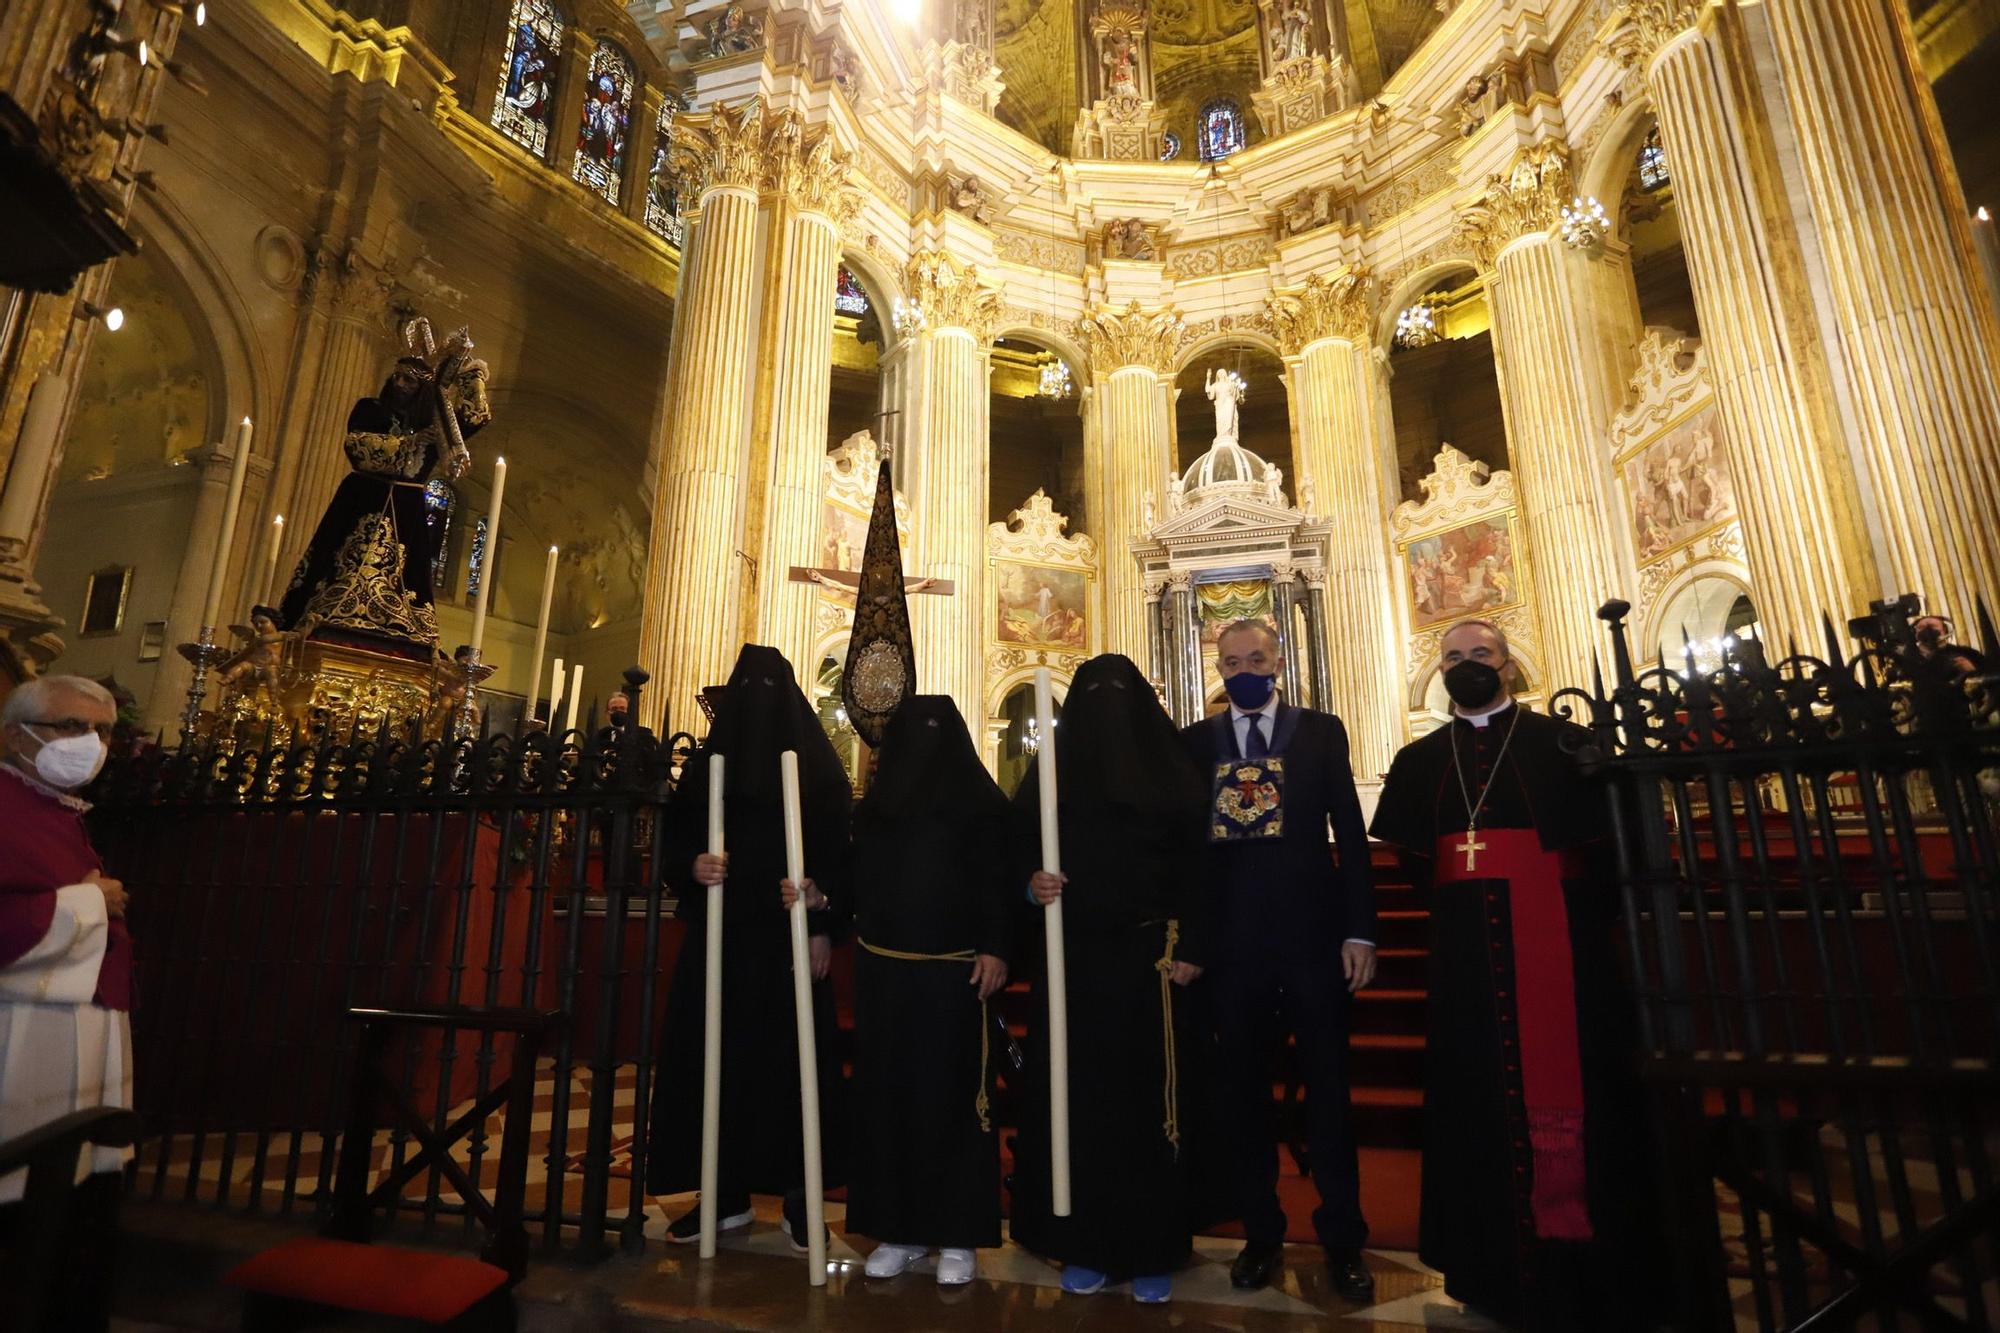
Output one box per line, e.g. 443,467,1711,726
203,636,457,747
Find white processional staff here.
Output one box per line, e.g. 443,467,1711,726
698,755,726,1259
779,750,829,1285
548,656,566,728
1034,667,1072,1217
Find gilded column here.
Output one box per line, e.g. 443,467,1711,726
1270,270,1400,785
1755,0,2000,618
638,102,767,732
906,251,1003,731
748,124,855,682
1617,3,1864,645
1080,301,1186,663
1458,144,1625,694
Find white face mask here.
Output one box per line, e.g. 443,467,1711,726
23,727,108,790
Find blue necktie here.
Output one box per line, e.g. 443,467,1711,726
1245,713,1269,759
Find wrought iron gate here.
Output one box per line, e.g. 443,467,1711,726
1563,596,2000,1331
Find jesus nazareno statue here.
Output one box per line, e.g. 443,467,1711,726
277,331,491,653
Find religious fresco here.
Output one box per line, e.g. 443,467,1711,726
995,560,1088,649
1624,405,1735,563
1403,513,1520,629
818,500,870,606
493,0,562,158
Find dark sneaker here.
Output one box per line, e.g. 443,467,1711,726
666,1197,753,1244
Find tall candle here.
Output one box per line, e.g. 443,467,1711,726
1975,206,2000,317
699,754,726,1257
525,543,557,723
549,656,566,725
780,749,828,1285
258,514,285,606
565,662,583,733
468,455,506,657
199,417,253,631
1034,666,1072,1216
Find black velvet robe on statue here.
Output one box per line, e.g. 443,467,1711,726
1370,704,1664,1329
1007,654,1218,1281
844,696,1015,1250
645,646,851,1201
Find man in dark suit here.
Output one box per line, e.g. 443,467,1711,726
1181,618,1377,1302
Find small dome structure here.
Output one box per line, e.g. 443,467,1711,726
1181,439,1273,497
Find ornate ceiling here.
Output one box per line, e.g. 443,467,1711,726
993,0,1443,154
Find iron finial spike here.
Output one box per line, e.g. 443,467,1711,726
1978,597,2000,660
1821,612,1846,669
1590,649,1606,701
1599,599,1636,688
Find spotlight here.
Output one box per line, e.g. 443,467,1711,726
76,302,125,331
106,32,149,65
890,0,920,23
197,3,207,24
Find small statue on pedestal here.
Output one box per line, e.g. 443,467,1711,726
218,606,298,700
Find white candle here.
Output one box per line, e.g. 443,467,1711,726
468,455,506,657
779,750,828,1285
1034,666,1072,1217
699,754,726,1258
1975,206,2000,317
258,514,285,607
565,662,583,733
549,656,566,726
525,543,557,723
200,417,253,631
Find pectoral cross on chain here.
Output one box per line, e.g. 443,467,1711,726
1457,830,1487,873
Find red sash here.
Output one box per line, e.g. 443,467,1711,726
1435,826,1592,1241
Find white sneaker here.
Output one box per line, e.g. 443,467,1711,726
936,1248,976,1286
865,1242,927,1278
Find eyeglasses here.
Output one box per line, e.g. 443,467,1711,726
24,717,115,740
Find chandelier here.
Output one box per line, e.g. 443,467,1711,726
1037,357,1074,398
1560,195,1611,249
891,297,926,335
1393,298,1442,349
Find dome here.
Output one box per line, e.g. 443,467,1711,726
1181,439,1271,496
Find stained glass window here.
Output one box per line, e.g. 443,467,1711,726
467,515,489,600
1637,125,1670,192
424,479,455,588
834,264,870,316
493,0,563,158
572,40,636,205
1198,99,1244,161
1160,131,1181,161
644,95,685,244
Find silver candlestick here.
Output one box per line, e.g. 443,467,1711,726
450,647,496,742
176,626,229,744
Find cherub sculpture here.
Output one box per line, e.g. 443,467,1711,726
220,605,297,699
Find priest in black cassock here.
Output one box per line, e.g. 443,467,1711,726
1181,619,1377,1303
1011,653,1213,1305
841,696,1013,1286
1370,620,1662,1329
646,645,850,1250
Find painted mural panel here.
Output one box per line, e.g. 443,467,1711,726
1403,513,1520,629
1625,405,1735,563
995,560,1088,649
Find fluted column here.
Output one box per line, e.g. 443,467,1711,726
638,102,768,731
1270,270,1401,784
1617,6,1866,646
1755,0,2000,619
749,127,855,682
1302,573,1333,713
1458,144,1626,694
1081,301,1186,663
906,252,1002,731
1270,566,1304,700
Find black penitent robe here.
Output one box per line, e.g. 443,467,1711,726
1008,654,1216,1281
845,697,1015,1250
646,646,851,1200
278,389,452,646
1370,704,1663,1329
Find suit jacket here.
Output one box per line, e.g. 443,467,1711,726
1181,701,1377,962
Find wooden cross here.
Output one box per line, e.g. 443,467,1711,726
1456,831,1487,873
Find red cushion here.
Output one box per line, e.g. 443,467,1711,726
224,1237,507,1323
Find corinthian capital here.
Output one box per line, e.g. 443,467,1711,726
1610,0,1701,70
903,250,1005,340
670,99,767,197
1454,140,1575,271
1269,269,1374,355
1079,300,1189,377
769,116,859,226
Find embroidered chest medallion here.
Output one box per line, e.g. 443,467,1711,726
1210,758,1285,842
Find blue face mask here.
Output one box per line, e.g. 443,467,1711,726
1222,669,1276,710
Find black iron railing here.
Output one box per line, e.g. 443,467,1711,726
1560,595,2000,1332
90,698,696,1261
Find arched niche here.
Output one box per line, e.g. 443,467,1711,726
1381,262,1505,502
1643,568,1759,670
988,669,1068,797
989,332,1086,527
1172,341,1288,477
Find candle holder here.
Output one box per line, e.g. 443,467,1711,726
175,626,229,744
449,646,497,742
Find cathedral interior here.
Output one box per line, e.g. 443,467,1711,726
4,0,2000,1327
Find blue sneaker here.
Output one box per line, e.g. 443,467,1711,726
1061,1264,1108,1295
1132,1274,1173,1304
